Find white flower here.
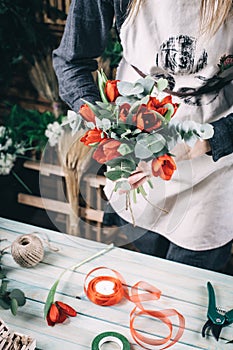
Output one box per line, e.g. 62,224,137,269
0,126,6,138
45,121,64,147
15,142,26,155
0,153,16,175
0,137,13,152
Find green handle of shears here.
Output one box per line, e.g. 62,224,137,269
207,282,225,325
225,309,233,324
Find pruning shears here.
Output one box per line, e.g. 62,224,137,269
202,281,233,341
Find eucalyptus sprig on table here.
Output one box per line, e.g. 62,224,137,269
0,249,26,316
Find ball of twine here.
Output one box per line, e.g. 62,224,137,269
11,234,44,268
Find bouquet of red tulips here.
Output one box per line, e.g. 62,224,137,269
66,71,213,194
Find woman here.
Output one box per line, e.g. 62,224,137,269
53,0,233,272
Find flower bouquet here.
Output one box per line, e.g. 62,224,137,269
66,71,213,202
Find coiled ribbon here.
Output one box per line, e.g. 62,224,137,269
84,267,185,349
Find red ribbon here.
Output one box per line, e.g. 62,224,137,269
84,267,185,349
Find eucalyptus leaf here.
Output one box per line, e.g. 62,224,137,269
147,134,166,153
95,117,103,129
86,122,96,129
0,298,10,309
136,76,155,94
134,142,153,159
102,118,112,130
118,143,133,156
198,124,214,139
115,96,136,105
184,135,199,147
10,298,18,316
157,78,168,92
105,169,131,181
137,133,166,155
9,289,26,306
106,157,136,172
0,271,6,279
117,81,144,96
114,180,131,192
0,280,8,294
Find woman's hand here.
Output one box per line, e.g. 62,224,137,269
172,140,211,162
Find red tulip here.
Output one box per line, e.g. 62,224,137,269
92,139,121,164
147,96,179,118
151,155,176,181
79,104,96,123
46,301,77,326
134,105,162,132
119,103,131,123
105,80,120,102
80,128,107,146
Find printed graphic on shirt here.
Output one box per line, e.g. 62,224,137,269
154,35,233,106
156,35,208,75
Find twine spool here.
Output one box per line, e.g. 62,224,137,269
11,234,44,268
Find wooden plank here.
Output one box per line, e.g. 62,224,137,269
17,194,104,223
23,160,65,177
83,174,106,187
18,193,70,214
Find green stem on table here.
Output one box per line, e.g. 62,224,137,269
43,244,114,318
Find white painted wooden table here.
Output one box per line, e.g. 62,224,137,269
0,217,233,350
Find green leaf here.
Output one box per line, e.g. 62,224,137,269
102,118,112,130
157,78,168,92
164,103,174,122
106,157,136,170
114,180,131,192
0,280,8,294
97,70,109,103
147,134,166,153
0,271,6,279
10,298,18,316
105,170,131,181
136,76,155,94
0,298,11,309
95,101,110,108
118,143,133,156
44,280,59,319
9,289,26,306
134,142,153,159
117,81,144,96
81,99,100,116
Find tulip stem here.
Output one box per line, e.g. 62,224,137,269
126,192,136,227
61,243,114,278
44,244,114,318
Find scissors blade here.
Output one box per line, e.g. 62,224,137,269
202,319,213,337
211,324,223,341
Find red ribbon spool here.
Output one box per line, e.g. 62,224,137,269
84,267,185,349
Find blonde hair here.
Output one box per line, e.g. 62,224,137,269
128,0,232,35
200,0,232,35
